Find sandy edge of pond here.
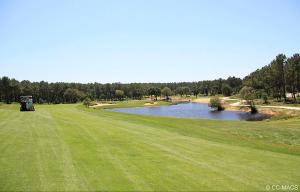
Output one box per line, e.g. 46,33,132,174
192,97,299,116
192,97,241,112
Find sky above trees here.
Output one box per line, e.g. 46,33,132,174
0,0,300,83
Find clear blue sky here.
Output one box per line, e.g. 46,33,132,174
0,0,300,83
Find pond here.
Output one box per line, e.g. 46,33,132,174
107,102,269,121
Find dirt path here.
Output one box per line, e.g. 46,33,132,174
222,97,239,101
194,97,300,111
229,101,300,111
193,97,239,104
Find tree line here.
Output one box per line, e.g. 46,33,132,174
1,53,299,104
243,53,300,101
0,76,242,104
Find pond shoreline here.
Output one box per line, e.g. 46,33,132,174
191,97,300,119
107,102,269,121
166,98,282,120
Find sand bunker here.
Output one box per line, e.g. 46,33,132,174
90,103,116,108
144,102,157,106
193,97,211,103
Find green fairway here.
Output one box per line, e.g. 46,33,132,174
0,104,299,191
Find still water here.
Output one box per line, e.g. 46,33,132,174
107,102,268,121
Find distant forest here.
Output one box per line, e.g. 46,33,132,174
1,53,299,104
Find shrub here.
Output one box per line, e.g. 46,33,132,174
239,86,256,101
161,87,172,100
239,86,258,114
250,105,257,114
115,90,124,100
208,97,224,111
261,92,269,104
83,98,92,107
63,88,85,103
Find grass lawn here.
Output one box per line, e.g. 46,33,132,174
0,102,300,191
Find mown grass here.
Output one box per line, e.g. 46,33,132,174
0,102,299,191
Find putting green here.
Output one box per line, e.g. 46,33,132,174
0,104,299,191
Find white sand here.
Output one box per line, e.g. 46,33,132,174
193,97,211,103
144,102,158,106
89,103,116,108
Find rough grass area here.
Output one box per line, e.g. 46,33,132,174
0,103,299,191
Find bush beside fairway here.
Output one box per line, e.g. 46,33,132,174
0,103,299,191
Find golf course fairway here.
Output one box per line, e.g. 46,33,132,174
0,103,299,191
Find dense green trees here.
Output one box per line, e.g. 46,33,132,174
161,87,172,100
148,87,161,100
221,84,232,96
2,53,298,104
182,87,190,97
191,83,200,98
115,90,124,100
63,88,85,103
273,54,286,100
243,53,300,102
285,54,300,100
0,77,13,104
175,87,184,97
175,87,190,97
0,76,243,104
